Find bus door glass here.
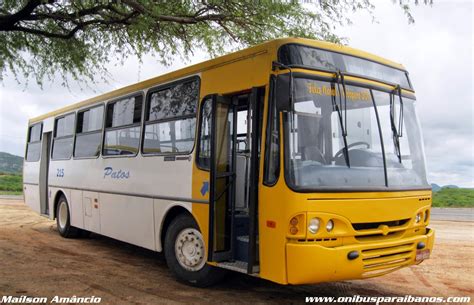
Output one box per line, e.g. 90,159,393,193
208,95,237,262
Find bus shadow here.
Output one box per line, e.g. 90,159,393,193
78,231,417,304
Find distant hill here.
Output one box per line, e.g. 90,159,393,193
431,183,461,192
0,152,23,174
443,184,459,189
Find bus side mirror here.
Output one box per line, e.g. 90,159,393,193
275,74,292,112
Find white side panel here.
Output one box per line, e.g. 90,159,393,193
100,193,155,250
23,184,40,213
70,190,83,228
23,158,40,184
48,156,193,200
83,191,100,233
153,199,192,252
23,160,41,213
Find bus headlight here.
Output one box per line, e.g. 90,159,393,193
308,218,320,234
415,212,422,223
326,219,334,232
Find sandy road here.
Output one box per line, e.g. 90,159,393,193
0,199,472,305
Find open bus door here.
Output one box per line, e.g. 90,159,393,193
208,88,263,274
39,131,51,216
208,95,237,262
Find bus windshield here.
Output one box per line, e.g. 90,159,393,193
284,77,429,190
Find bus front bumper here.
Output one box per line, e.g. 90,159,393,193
286,228,434,284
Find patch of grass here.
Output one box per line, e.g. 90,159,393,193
432,188,474,208
0,173,23,193
0,191,23,195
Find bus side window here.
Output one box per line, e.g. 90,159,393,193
142,78,199,155
74,105,104,158
196,98,212,169
52,113,75,160
25,123,43,162
103,95,142,156
263,80,280,185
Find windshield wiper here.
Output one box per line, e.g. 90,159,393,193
390,85,404,163
370,90,389,187
332,70,350,167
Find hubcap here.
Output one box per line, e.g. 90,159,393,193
58,201,68,230
174,228,206,271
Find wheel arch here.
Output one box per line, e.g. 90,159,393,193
158,204,195,252
52,189,67,219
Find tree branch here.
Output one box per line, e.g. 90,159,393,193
122,0,226,24
10,11,138,40
0,0,45,30
0,0,425,89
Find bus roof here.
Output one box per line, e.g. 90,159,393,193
29,37,406,124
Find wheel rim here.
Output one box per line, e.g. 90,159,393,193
174,228,206,271
58,201,68,230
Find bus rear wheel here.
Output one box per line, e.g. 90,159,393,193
56,195,81,238
164,214,226,287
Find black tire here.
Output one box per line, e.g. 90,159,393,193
164,214,226,287
56,195,81,238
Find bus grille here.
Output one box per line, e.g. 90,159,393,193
352,218,410,231
352,218,410,241
361,242,414,275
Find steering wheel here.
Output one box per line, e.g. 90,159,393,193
334,141,370,159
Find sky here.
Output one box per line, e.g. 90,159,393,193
0,1,472,187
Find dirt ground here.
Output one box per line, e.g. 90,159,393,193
0,199,473,304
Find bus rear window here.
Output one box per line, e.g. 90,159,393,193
25,123,42,162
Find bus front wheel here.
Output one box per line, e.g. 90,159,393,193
56,195,81,238
164,214,226,287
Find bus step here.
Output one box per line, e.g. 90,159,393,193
216,260,260,276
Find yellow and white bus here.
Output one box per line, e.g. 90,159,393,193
23,38,434,286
